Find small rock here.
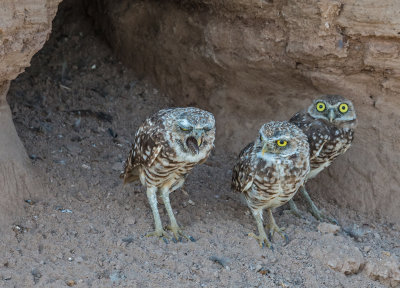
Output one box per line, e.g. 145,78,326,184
121,236,134,244
82,164,91,169
343,224,365,240
2,273,12,281
75,256,84,263
124,216,136,225
363,246,371,253
60,209,72,213
31,268,42,284
209,256,230,270
112,162,124,171
66,280,76,286
256,265,270,275
110,270,126,284
188,199,195,206
373,232,381,239
317,222,340,234
25,199,35,205
311,235,365,275
364,256,400,287
65,144,82,155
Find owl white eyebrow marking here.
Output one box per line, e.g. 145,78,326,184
178,119,191,127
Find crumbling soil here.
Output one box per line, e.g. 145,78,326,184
2,2,399,287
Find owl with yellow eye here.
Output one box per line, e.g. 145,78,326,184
288,95,357,223
232,121,310,248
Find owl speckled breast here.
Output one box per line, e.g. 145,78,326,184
308,121,355,170
248,153,309,210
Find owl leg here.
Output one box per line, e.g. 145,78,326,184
248,209,272,249
300,186,338,225
266,208,289,244
145,186,170,242
161,186,195,243
288,199,304,218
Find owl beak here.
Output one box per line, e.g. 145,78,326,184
261,143,268,156
328,109,335,123
194,129,204,147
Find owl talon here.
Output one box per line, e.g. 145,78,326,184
146,229,170,242
309,203,338,225
166,225,192,242
267,225,288,243
266,209,289,243
248,232,272,249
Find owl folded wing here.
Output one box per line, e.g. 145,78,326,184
121,127,163,184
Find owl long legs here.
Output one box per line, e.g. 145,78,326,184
288,199,303,218
145,186,169,241
266,209,289,244
248,209,272,248
160,187,194,242
289,186,338,225
300,186,338,225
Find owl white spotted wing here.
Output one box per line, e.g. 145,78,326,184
232,142,255,193
121,122,163,184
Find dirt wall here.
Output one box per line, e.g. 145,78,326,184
87,0,400,223
0,0,61,228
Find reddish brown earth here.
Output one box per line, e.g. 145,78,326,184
87,0,400,224
1,2,399,287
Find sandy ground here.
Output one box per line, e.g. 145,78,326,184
2,2,400,287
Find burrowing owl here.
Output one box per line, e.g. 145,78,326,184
232,121,310,248
288,95,357,223
121,107,215,242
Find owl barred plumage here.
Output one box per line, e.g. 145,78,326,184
232,121,310,248
121,107,216,242
288,95,357,223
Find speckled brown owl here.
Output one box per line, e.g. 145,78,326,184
288,95,357,223
121,107,216,242
232,121,310,248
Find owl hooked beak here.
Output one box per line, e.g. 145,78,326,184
328,109,335,123
261,143,269,156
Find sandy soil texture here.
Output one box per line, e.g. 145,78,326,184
1,3,399,288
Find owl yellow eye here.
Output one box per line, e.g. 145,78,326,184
316,102,326,112
180,126,191,132
338,103,349,113
276,140,288,147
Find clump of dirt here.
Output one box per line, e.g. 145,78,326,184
1,1,399,287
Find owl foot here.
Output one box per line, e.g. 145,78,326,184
166,225,195,243
266,208,289,244
146,229,170,244
266,223,289,244
248,232,272,249
309,205,338,225
300,186,338,225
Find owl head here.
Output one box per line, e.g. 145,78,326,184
167,107,216,155
254,121,309,159
307,95,356,124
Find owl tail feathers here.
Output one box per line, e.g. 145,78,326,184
120,167,140,184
